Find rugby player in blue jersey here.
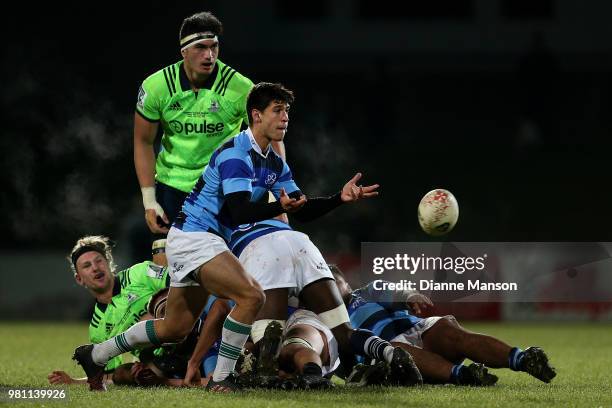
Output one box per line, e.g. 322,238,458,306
330,266,557,385
73,82,419,392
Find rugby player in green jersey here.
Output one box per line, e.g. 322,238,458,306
49,236,169,390
134,11,285,265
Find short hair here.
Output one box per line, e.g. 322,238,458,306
179,12,223,41
147,288,170,318
68,235,116,275
246,82,295,125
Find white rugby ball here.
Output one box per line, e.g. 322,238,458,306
418,189,459,236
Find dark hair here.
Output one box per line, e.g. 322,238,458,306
246,82,295,125
179,12,223,41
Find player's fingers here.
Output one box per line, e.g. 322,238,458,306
362,184,380,193
161,213,170,224
362,192,379,198
280,188,287,197
349,172,362,185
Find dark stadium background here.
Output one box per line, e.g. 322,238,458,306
2,1,611,319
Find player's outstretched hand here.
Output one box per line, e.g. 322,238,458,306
406,293,434,315
341,173,379,202
131,362,164,386
145,208,170,234
279,188,307,213
183,360,202,387
47,370,75,385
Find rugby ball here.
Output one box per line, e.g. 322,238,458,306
418,189,459,236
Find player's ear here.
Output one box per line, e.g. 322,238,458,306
74,273,83,286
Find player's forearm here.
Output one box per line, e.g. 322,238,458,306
225,192,284,225
189,304,227,365
134,138,156,188
290,192,343,222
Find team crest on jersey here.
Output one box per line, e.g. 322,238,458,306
209,100,220,112
265,173,277,185
137,86,147,109
147,264,165,279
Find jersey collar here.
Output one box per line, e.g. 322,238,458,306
246,128,270,158
94,276,121,310
179,61,219,92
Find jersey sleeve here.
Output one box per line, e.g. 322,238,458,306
270,161,300,198
218,149,253,195
140,262,170,292
224,71,253,123
136,74,165,122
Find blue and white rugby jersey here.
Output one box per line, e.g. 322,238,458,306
348,282,422,341
174,129,300,241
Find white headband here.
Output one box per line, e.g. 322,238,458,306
180,31,218,51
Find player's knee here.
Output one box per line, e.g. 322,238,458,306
442,315,460,328
237,285,265,311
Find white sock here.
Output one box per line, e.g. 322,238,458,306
92,320,160,365
212,315,252,382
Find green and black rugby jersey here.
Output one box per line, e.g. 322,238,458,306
89,261,169,371
136,59,253,193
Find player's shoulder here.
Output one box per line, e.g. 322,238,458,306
120,261,165,285
213,60,253,102
141,60,182,97
89,302,107,330
212,132,252,164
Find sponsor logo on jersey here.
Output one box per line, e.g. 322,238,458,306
265,173,277,185
147,264,165,279
168,101,182,111
127,293,138,303
168,120,225,135
137,86,147,109
209,100,220,112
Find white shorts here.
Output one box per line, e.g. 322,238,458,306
390,316,443,349
284,309,340,376
238,230,333,296
166,227,229,288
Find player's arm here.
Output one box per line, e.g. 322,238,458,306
184,300,232,386
48,370,113,385
288,173,379,222
361,282,433,314
220,153,305,225
134,113,169,234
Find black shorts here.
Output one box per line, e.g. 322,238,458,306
151,181,188,242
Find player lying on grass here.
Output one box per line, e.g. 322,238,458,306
55,236,169,388
331,266,557,385
50,288,231,388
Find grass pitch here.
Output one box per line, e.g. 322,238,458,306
0,321,610,407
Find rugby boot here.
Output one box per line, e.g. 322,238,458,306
346,361,390,387
72,344,106,391
254,321,283,387
520,347,557,383
389,347,423,386
456,363,499,386
296,374,334,390
206,372,243,393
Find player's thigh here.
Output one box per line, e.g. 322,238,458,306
284,324,326,355
422,315,465,353
198,250,263,302
256,288,290,320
